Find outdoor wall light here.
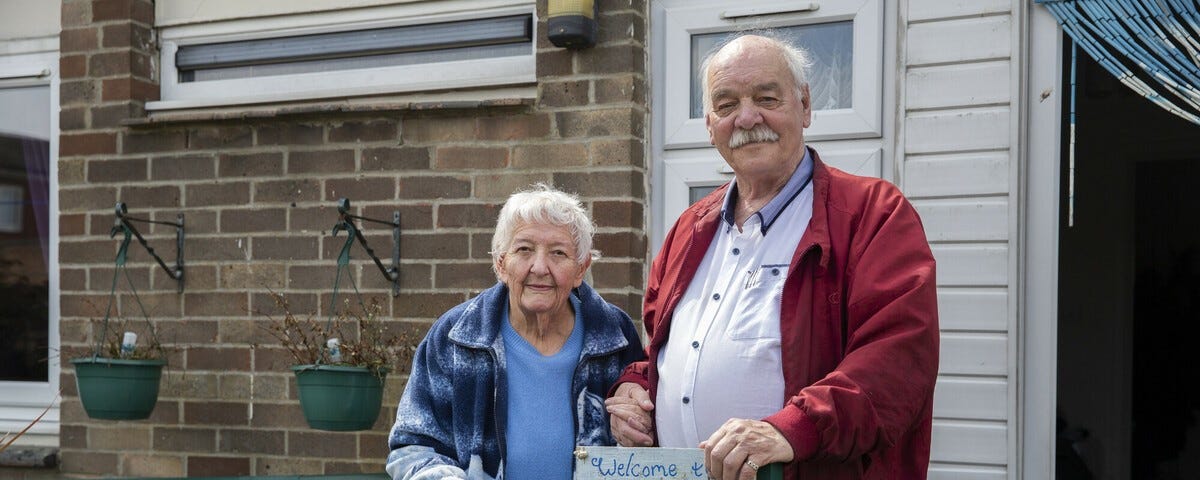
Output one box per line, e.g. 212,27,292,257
547,0,597,49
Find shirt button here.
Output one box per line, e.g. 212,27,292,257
682,397,690,404
772,268,780,276
691,341,700,348
732,248,740,255
712,293,720,301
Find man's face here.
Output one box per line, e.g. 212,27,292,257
704,40,811,183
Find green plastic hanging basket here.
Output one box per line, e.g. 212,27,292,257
71,357,165,420
292,364,388,431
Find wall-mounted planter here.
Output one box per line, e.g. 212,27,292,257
71,357,166,420
292,364,388,431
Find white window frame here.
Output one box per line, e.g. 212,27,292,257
660,0,883,149
149,0,536,111
0,38,61,448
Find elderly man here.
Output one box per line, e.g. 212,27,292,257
606,34,939,480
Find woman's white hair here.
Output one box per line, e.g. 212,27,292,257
699,32,813,114
490,183,598,278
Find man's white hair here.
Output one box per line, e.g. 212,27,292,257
699,33,813,114
489,183,597,279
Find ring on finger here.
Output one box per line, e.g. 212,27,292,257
745,459,759,471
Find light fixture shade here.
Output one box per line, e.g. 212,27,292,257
547,0,597,49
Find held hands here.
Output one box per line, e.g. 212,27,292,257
699,418,793,480
605,382,656,446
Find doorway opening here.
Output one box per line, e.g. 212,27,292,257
1056,41,1200,480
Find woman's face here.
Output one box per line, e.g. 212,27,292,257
496,222,589,320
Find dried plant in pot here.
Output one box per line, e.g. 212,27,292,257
260,292,415,431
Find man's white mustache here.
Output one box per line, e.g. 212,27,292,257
729,125,780,148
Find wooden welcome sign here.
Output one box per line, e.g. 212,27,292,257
573,446,782,480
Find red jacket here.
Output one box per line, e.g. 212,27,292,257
617,151,939,479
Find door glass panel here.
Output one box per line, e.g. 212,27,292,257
0,85,51,382
690,21,854,118
689,185,719,205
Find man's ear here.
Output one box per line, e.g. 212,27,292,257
800,84,813,128
706,112,717,146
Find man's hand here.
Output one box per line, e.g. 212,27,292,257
699,418,793,480
605,382,656,446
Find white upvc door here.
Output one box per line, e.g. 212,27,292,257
0,38,61,448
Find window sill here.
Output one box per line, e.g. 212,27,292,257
0,446,57,468
126,86,536,126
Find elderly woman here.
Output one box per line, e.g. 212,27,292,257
387,183,645,480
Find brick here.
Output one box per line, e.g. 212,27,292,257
288,149,354,174
119,292,181,318
184,292,249,317
59,159,85,185
592,200,643,228
394,292,465,318
434,146,509,170
188,125,253,149
536,48,574,77
554,170,643,197
101,22,132,48
397,176,470,199
123,130,187,154
62,1,92,28
131,51,155,81
578,44,646,76
188,456,251,477
124,454,184,478
131,0,154,24
184,401,249,425
186,182,250,207
396,263,433,289
359,432,390,459
437,203,500,229
60,54,87,79
434,262,495,290
59,186,117,213
220,262,287,289
219,152,283,177
329,119,399,143
219,318,260,344
472,233,493,259
592,231,646,258
93,0,132,22
539,79,590,107
257,123,324,146
60,425,86,449
355,204,427,231
253,348,300,374
220,428,285,455
60,213,86,236
255,178,321,204
218,373,253,399
62,268,87,290
476,114,551,141
61,27,98,53
250,236,319,262
589,260,643,289
248,402,308,429
153,427,217,453
91,425,151,450
512,143,588,168
221,208,286,233
257,457,322,476
186,347,251,374
288,431,358,458
61,106,86,130
400,233,469,260
179,264,218,288
590,138,645,167
287,205,338,232
58,451,118,475
89,52,131,78
60,293,111,316
119,185,181,208
362,146,430,171
473,173,551,199
101,77,157,102
60,132,115,156
151,154,216,180
282,265,336,290
158,318,218,344
401,116,475,143
91,103,138,128
325,176,395,201
556,108,643,138
60,79,96,106
249,375,291,401
597,11,646,46
595,75,646,105
87,157,146,182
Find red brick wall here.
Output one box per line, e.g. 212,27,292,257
57,0,648,476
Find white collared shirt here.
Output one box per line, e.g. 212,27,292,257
655,152,814,448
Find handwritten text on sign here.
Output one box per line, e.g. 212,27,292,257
573,447,707,480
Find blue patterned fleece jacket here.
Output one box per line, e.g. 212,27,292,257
386,281,645,480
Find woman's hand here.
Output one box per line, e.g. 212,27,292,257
605,382,656,446
699,418,793,480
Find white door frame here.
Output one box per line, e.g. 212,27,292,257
1020,3,1061,478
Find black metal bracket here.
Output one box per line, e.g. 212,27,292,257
110,202,185,293
330,198,401,296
